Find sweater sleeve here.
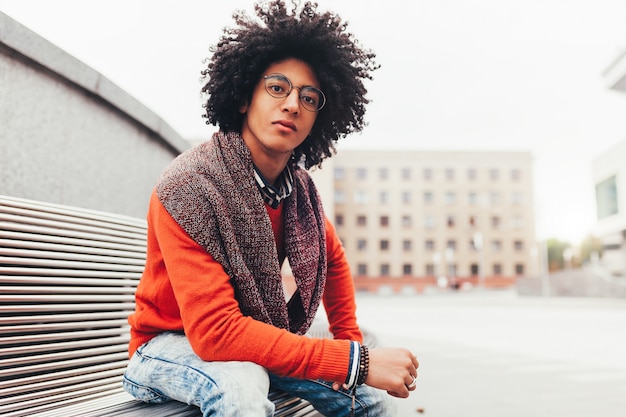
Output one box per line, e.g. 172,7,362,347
134,192,352,381
322,217,364,343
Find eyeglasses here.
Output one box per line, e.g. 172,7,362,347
262,74,326,112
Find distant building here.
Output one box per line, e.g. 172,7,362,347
596,51,626,276
330,149,537,293
593,139,626,276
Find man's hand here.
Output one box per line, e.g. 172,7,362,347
366,347,418,398
331,347,419,398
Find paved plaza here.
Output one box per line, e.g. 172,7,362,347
352,289,626,417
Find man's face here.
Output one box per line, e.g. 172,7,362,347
240,58,320,166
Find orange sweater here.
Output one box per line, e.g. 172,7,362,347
128,191,363,382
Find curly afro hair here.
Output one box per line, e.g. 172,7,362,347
200,0,379,169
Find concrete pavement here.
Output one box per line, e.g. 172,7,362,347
353,289,626,416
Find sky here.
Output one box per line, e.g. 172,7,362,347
2,0,626,244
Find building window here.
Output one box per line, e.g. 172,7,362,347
444,192,456,205
511,169,521,181
334,167,345,180
423,168,433,180
356,167,367,180
445,168,455,181
379,191,389,204
403,240,412,251
424,215,435,229
380,263,390,276
401,215,412,228
402,264,413,275
491,240,502,251
380,216,389,227
334,190,345,204
493,263,502,275
357,215,367,226
425,264,435,276
469,215,476,228
357,239,367,251
514,240,524,251
380,240,390,250
401,168,411,180
512,214,524,228
446,240,456,250
379,167,388,180
511,192,522,205
357,263,367,276
447,264,457,276
425,240,435,251
596,175,618,219
491,216,501,229
423,191,433,204
401,191,412,204
489,168,499,181
447,216,455,228
515,264,525,275
470,263,479,275
354,190,368,205
468,192,478,205
489,192,500,206
467,168,477,180
335,214,344,226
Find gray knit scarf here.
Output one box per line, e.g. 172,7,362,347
156,131,327,335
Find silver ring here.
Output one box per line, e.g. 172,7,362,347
407,376,417,389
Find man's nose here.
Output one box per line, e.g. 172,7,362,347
281,88,300,113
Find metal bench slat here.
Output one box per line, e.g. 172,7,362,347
0,360,129,390
0,211,146,241
0,376,122,409
0,343,129,367
0,310,129,325
0,195,146,228
0,293,136,302
0,238,146,259
0,302,136,313
2,384,128,417
0,249,146,267
0,328,130,347
0,335,129,357
0,229,146,253
0,204,146,235
1,285,136,295
0,255,145,272
0,221,146,248
0,266,141,279
0,275,138,289
0,352,128,380
0,319,129,335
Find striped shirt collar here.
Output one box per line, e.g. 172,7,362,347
253,165,294,209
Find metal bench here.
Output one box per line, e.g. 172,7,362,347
0,194,329,417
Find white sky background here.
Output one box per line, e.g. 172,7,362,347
2,0,626,244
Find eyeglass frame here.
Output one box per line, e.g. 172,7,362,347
262,74,326,112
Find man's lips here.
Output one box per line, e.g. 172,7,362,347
273,120,297,131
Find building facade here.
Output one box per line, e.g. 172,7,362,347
330,149,536,291
0,12,189,218
595,50,626,276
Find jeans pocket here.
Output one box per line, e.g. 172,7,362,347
122,375,169,403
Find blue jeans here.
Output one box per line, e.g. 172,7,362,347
122,332,396,417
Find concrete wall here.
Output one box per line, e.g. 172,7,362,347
0,11,190,218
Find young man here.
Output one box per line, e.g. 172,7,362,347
123,2,418,416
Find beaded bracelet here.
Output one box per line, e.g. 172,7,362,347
356,345,369,385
